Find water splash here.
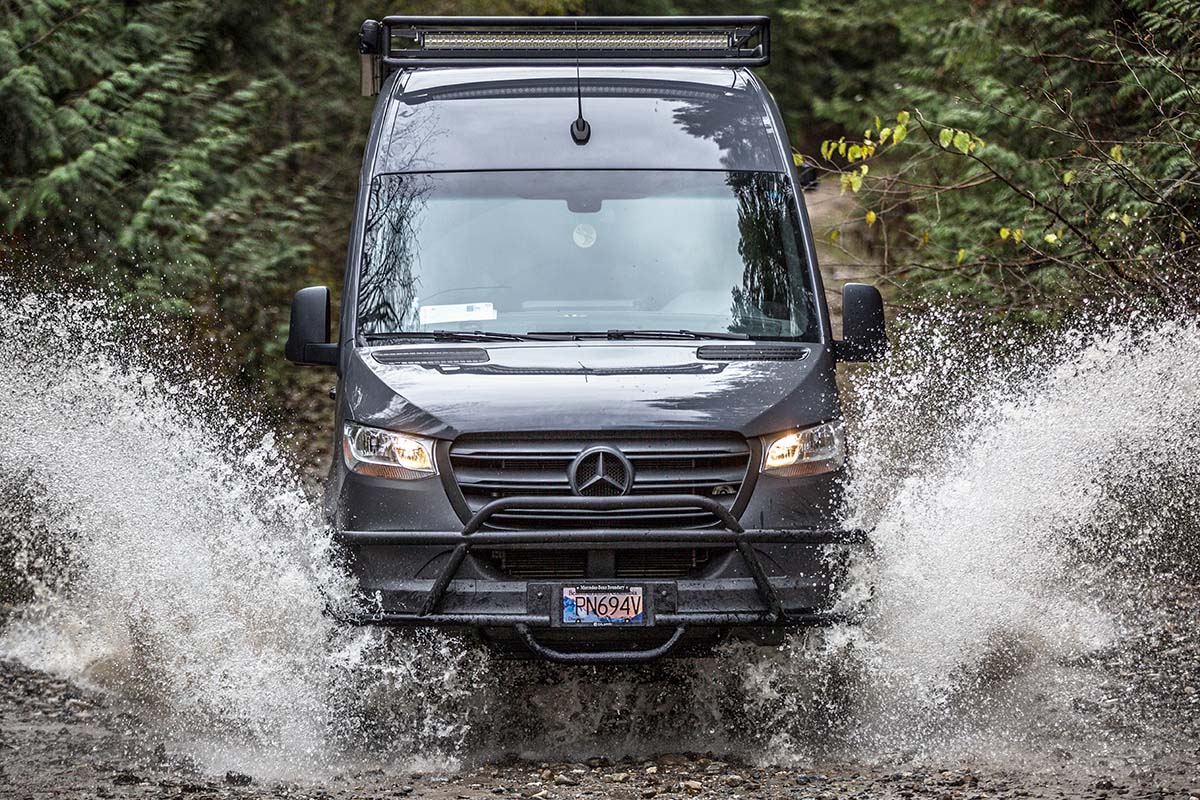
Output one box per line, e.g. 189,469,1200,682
733,308,1200,766
1,293,1197,777
0,294,344,772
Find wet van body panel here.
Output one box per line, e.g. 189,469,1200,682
345,342,839,439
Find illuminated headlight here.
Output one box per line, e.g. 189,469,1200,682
761,420,846,477
343,422,437,479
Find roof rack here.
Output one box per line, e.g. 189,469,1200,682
358,16,769,95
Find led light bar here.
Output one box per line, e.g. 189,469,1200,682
362,16,769,72
420,31,732,51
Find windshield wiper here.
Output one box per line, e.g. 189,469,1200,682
614,329,751,341
527,329,750,341
366,330,533,343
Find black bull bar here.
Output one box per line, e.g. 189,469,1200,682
336,495,869,663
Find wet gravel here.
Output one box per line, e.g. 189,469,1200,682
1,662,1197,800
2,584,1198,800
0,663,1194,800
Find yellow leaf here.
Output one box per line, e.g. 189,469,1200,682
1181,230,1188,244
830,229,840,243
1121,213,1131,226
896,110,910,125
875,116,882,130
860,164,869,175
956,248,966,264
1063,170,1075,185
1013,229,1024,243
793,151,803,166
879,127,891,143
1044,233,1058,244
892,125,907,145
1110,144,1123,163
1000,227,1010,240
866,210,877,226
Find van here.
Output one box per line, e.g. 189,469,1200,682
286,16,885,662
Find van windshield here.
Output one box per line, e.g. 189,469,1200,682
356,170,818,341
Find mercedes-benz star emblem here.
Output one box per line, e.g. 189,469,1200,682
568,446,635,497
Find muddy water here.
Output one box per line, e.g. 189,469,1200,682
0,295,1198,784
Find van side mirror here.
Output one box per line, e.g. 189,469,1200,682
285,286,338,366
835,283,887,362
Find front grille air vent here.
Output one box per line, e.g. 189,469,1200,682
450,432,751,530
486,549,587,580
485,548,715,580
614,548,712,578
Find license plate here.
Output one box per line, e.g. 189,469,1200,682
561,585,647,626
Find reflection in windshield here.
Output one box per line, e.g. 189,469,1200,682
729,171,804,334
358,173,432,334
355,170,817,342
672,90,771,170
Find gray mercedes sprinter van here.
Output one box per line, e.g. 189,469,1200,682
285,16,885,663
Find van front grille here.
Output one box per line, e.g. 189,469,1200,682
449,432,750,530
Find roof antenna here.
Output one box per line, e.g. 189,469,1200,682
570,20,591,145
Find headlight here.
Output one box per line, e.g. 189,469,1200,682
761,420,845,477
343,421,437,479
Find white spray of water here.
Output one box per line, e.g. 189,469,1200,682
1,295,1197,776
0,296,488,775
0,295,350,772
730,310,1200,766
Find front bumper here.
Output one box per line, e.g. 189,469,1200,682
336,495,868,663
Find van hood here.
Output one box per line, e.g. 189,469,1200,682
343,342,839,440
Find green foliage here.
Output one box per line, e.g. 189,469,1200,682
0,0,336,419
808,0,1200,315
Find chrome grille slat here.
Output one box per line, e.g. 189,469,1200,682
452,439,749,456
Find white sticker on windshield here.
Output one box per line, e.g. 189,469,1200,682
418,302,497,326
573,223,597,248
